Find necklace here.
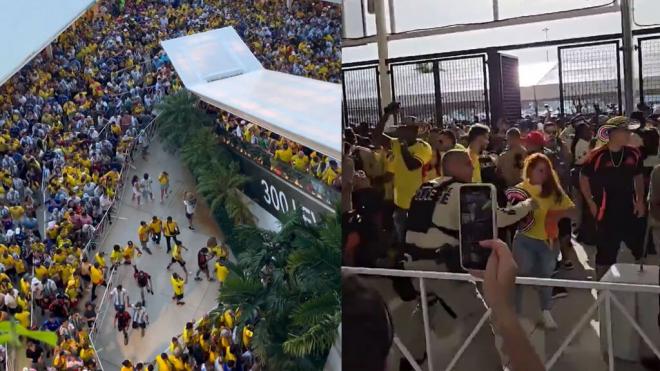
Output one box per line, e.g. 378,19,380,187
609,148,624,168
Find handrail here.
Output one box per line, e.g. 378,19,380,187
342,265,660,371
89,266,117,342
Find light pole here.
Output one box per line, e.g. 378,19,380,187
542,27,550,62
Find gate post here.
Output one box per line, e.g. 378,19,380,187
487,49,502,126
432,61,443,126
621,0,635,115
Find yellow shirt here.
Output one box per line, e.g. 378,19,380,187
169,355,185,371
469,148,481,183
172,244,182,260
291,154,309,172
391,138,432,210
120,367,132,371
80,347,95,362
138,225,150,242
94,253,106,268
215,262,229,282
321,167,338,186
517,180,574,241
171,276,184,295
110,250,122,264
159,173,169,185
242,327,253,347
35,265,47,280
150,219,162,233
15,310,30,328
164,221,178,236
90,266,104,285
155,355,172,371
274,148,293,163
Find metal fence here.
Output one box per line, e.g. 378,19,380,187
343,265,660,371
639,36,660,106
390,55,489,125
557,40,622,115
342,65,381,126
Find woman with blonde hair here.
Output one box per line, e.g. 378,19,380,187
509,153,575,329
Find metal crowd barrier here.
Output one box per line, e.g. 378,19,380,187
342,266,660,371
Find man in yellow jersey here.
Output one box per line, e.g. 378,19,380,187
155,352,173,371
150,216,163,245
158,171,170,203
466,123,490,183
321,160,339,186
163,216,181,254
273,142,293,164
291,149,309,172
370,102,432,245
167,242,189,276
90,262,106,302
120,360,133,371
170,272,185,305
138,221,152,255
214,257,229,287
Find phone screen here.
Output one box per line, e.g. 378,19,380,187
459,185,495,271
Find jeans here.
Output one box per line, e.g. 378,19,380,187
512,234,557,312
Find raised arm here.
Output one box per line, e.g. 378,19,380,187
371,102,400,143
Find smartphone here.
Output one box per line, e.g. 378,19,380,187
458,184,497,271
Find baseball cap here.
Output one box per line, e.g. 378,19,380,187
606,116,640,131
523,130,545,147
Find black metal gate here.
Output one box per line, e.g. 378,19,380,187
342,66,381,126
639,35,660,106
390,55,489,125
558,40,622,115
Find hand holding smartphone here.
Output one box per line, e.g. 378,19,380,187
458,184,497,271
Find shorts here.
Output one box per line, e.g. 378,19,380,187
185,212,193,220
558,218,572,239
595,215,644,266
160,184,168,191
118,323,129,332
174,293,183,300
171,258,185,265
132,321,146,329
81,274,91,282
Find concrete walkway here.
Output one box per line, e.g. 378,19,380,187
89,139,225,369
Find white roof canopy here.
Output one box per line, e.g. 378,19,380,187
161,27,341,160
0,0,95,86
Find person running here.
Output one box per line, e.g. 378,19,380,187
163,216,181,253
110,245,123,270
140,173,154,202
214,257,229,288
115,307,132,345
132,175,142,206
170,272,185,305
131,302,149,337
194,247,213,282
90,262,107,302
150,216,163,246
167,242,189,276
133,265,153,306
123,241,143,265
158,171,170,203
138,221,153,255
110,284,130,313
184,192,197,230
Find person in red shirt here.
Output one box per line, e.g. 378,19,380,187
115,309,132,345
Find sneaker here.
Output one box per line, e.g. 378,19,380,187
194,277,202,281
552,287,568,300
188,226,194,230
541,310,558,329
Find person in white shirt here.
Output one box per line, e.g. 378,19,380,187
110,285,130,312
184,192,197,230
131,302,149,337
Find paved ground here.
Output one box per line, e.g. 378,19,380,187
85,139,225,369
364,239,660,371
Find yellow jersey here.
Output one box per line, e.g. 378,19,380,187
171,276,184,295
150,219,162,234
391,138,432,210
469,148,481,183
291,154,309,171
517,180,574,241
215,262,229,283
90,266,104,285
274,148,293,163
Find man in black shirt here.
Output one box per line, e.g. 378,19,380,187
580,116,646,279
25,340,44,369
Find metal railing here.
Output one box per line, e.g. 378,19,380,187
342,265,660,371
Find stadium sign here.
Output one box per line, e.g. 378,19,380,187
223,145,335,224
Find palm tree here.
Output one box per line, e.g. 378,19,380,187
155,90,212,151
197,160,254,226
218,211,341,370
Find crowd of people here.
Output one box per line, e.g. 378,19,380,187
342,100,660,367
216,111,341,192
0,0,340,369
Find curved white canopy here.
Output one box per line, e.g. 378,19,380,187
0,0,95,86
162,27,341,159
